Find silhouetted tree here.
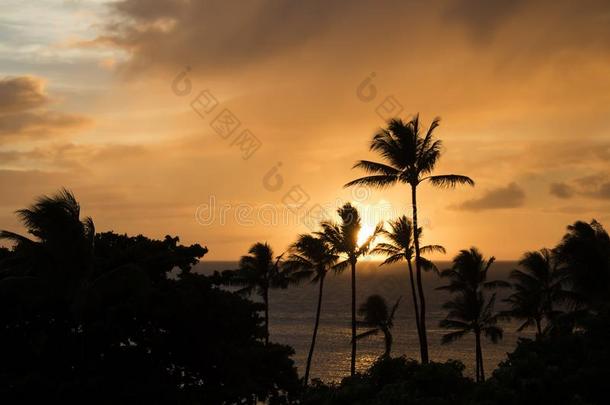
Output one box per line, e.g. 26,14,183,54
94,232,207,282
371,215,445,352
285,233,338,385
230,242,291,345
489,309,610,405
0,188,95,296
504,248,565,337
345,116,474,363
554,220,610,313
301,357,472,405
356,295,401,358
438,248,508,382
0,190,300,403
316,203,381,377
0,246,12,261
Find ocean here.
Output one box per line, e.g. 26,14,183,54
196,260,527,383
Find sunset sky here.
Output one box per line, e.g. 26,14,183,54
1,0,609,260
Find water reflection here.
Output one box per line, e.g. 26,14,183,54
200,260,530,382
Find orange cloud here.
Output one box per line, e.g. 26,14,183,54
0,76,91,140
452,183,526,211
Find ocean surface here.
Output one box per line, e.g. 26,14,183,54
196,260,528,383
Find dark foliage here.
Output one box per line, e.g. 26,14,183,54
94,232,208,282
0,190,299,404
301,357,474,405
476,310,610,405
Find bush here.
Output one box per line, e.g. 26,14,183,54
301,357,473,405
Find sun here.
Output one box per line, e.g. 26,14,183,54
357,223,376,247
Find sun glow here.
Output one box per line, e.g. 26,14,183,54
357,223,376,247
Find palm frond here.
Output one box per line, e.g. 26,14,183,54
351,160,400,176
379,253,405,266
354,328,380,341
0,230,36,246
441,329,468,344
344,175,399,189
420,244,446,255
484,280,511,289
483,325,504,343
424,174,475,188
388,296,402,325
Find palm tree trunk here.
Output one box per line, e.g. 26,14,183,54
350,259,357,377
475,331,485,382
264,287,269,345
474,333,480,382
407,259,423,361
383,328,392,358
304,274,325,386
411,184,429,364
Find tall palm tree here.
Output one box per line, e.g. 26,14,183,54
438,248,508,382
316,203,381,377
504,248,565,337
285,234,338,386
370,215,445,360
230,242,290,345
355,295,401,358
345,116,474,363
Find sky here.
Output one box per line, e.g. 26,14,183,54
1,0,609,260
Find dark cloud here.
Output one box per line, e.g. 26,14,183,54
0,76,48,113
550,182,574,199
94,0,610,76
548,175,610,200
453,182,526,211
0,76,90,139
578,175,610,200
443,0,526,39
592,182,610,199
444,0,610,50
95,0,352,74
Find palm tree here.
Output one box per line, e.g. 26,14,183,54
230,242,290,344
553,220,610,311
345,116,474,363
438,248,508,382
316,203,381,377
285,234,338,385
370,215,445,357
0,189,155,350
0,188,95,295
504,248,565,337
355,295,401,358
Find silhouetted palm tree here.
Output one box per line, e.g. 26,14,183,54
370,215,445,355
504,248,565,337
231,242,289,344
355,295,401,358
438,248,508,382
0,188,95,295
317,203,381,377
554,220,610,311
345,116,474,363
285,234,338,385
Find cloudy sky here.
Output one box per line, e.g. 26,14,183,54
1,0,609,259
